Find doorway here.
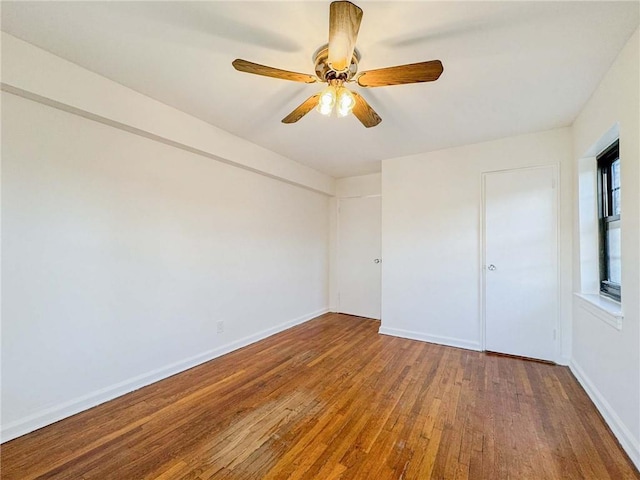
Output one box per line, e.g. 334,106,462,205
482,166,558,362
337,196,382,319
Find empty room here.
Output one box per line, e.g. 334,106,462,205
1,1,639,478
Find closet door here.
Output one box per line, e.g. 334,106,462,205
484,166,558,361
337,196,382,319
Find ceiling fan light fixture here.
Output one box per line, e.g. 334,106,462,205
316,84,354,118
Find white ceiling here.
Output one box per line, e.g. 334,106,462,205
2,2,638,178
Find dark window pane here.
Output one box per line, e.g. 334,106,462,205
612,159,621,216
607,221,621,284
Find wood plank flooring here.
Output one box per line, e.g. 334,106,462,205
2,313,638,479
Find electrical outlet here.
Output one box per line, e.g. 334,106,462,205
217,321,224,334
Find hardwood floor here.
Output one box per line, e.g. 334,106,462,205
2,313,638,479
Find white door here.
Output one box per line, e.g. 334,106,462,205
484,166,558,362
337,196,382,319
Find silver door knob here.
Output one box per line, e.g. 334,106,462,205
488,264,496,271
374,259,381,264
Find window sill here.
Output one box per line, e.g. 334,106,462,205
574,293,623,330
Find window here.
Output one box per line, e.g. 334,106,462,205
597,140,621,301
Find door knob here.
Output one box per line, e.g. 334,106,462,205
374,259,381,264
488,264,496,271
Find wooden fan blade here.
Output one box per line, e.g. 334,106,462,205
357,60,443,87
328,1,363,72
232,59,317,83
282,93,321,124
351,91,381,128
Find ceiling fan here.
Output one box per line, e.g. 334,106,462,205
232,1,443,128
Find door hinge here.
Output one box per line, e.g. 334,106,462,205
553,329,557,340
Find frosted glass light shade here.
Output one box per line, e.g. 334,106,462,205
317,86,337,116
336,88,355,117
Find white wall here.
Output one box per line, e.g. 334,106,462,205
0,33,335,196
571,28,640,468
336,173,382,199
381,128,573,357
1,92,330,441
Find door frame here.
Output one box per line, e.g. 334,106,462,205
336,194,382,318
479,164,561,362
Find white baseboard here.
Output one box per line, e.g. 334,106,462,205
569,359,640,470
378,326,482,352
0,308,329,443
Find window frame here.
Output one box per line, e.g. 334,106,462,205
596,140,621,302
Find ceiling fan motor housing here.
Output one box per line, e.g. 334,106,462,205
313,45,360,82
